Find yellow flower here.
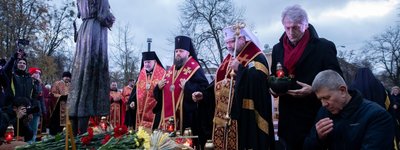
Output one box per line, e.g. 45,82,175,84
137,127,151,149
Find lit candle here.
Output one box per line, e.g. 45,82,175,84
101,122,107,131
276,70,284,78
5,125,14,143
167,125,174,132
184,139,193,147
100,116,107,131
276,62,285,78
167,118,175,132
5,133,13,142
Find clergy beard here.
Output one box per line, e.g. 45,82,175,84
228,49,234,56
228,40,246,56
174,57,187,69
110,87,118,91
227,44,244,56
145,67,154,72
63,79,71,83
228,49,243,56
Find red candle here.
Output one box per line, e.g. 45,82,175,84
276,70,284,78
184,139,193,147
4,125,14,143
100,122,107,131
5,132,13,143
275,62,285,78
167,124,174,132
100,116,107,131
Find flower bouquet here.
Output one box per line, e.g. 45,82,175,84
150,130,190,150
99,126,150,149
15,125,150,150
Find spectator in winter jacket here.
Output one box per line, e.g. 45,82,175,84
304,70,394,150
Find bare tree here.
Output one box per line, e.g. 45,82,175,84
110,70,124,88
0,0,49,57
337,45,358,63
31,1,75,81
0,0,76,84
35,53,58,84
178,0,243,66
363,25,400,85
33,1,75,57
110,23,140,85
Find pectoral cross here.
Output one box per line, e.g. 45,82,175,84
145,83,151,90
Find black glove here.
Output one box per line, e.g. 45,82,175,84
13,51,25,59
13,52,19,58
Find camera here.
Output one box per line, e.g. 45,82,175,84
17,39,30,46
14,39,29,58
16,39,29,53
26,106,39,115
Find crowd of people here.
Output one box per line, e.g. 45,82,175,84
1,3,400,150
0,51,73,143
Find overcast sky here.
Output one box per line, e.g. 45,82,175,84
106,0,399,66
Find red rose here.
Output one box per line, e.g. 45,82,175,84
81,136,91,145
113,125,128,138
87,127,94,137
89,117,98,127
102,134,111,144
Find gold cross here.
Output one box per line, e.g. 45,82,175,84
183,67,192,75
220,59,229,71
232,22,246,36
237,54,249,64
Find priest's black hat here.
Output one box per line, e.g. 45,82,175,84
144,51,157,60
62,71,72,78
140,51,164,69
174,36,198,62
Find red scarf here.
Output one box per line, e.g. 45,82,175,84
283,29,310,75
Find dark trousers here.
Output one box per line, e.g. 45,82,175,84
70,116,89,136
49,103,63,135
13,119,33,142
